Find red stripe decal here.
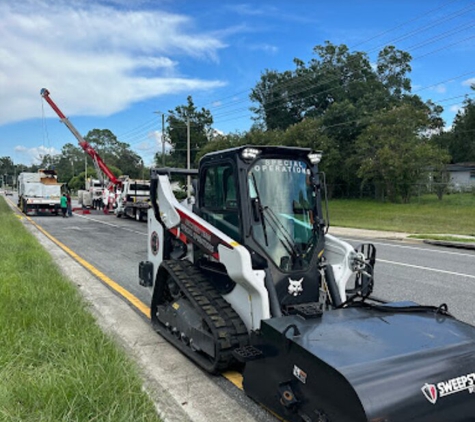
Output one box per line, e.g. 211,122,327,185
174,209,233,259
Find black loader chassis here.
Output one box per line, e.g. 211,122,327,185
151,259,248,373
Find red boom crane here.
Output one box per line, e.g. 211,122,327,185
40,88,121,211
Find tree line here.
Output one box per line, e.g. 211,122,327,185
3,42,474,202
162,42,474,203
1,129,144,192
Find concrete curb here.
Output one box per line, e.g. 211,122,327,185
329,226,475,250
422,239,475,250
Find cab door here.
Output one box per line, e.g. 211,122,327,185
197,162,242,243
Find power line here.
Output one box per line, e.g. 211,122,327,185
197,1,474,118
350,0,464,49
199,0,468,111
207,27,475,125
98,0,475,145
211,67,475,127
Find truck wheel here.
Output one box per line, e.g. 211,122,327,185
116,212,122,218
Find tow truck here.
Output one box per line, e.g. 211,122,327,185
40,88,122,212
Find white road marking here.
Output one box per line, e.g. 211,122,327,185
379,258,475,280
341,237,475,258
74,213,147,236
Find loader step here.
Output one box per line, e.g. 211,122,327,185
233,345,263,362
286,302,323,319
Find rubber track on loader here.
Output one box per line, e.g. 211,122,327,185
153,259,249,373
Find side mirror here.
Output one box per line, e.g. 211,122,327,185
346,243,376,299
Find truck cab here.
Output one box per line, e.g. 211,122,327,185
86,178,104,209
115,179,151,221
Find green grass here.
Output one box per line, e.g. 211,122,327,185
327,193,475,236
0,198,161,422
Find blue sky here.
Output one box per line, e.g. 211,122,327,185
0,0,474,166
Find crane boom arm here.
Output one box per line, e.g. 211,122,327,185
40,88,120,186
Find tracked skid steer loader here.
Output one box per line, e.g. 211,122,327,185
139,146,475,422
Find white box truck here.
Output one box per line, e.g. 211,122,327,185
17,170,62,215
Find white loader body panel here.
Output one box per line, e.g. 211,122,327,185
148,175,270,331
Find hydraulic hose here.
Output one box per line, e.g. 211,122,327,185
324,264,342,307
264,269,282,318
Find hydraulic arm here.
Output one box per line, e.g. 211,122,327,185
40,88,121,189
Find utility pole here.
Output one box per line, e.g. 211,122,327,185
187,115,191,197
154,112,166,167
85,154,87,189
161,113,165,166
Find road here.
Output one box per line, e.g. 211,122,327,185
10,195,475,420
340,235,475,325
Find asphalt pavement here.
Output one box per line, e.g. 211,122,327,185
10,198,475,422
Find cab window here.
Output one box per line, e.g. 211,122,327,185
201,164,240,241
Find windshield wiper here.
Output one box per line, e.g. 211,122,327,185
262,206,300,259
250,174,269,246
249,174,303,264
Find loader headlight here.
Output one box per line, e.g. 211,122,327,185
308,151,323,164
242,148,260,161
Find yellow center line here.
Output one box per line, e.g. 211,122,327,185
223,370,243,389
26,215,151,318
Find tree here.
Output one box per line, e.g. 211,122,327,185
446,94,475,163
281,118,341,196
356,104,450,203
376,46,412,99
247,41,451,199
249,42,414,133
165,96,213,168
0,156,15,174
196,132,246,161
250,69,306,130
0,156,16,186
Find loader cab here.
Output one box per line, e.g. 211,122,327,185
196,146,326,306
196,160,242,243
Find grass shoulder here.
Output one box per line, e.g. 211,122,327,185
328,193,475,236
0,198,160,422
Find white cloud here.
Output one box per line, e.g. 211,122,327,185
14,145,60,165
462,78,475,87
0,0,227,125
430,84,446,94
135,141,154,152
131,130,173,166
450,105,463,114
149,130,172,151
